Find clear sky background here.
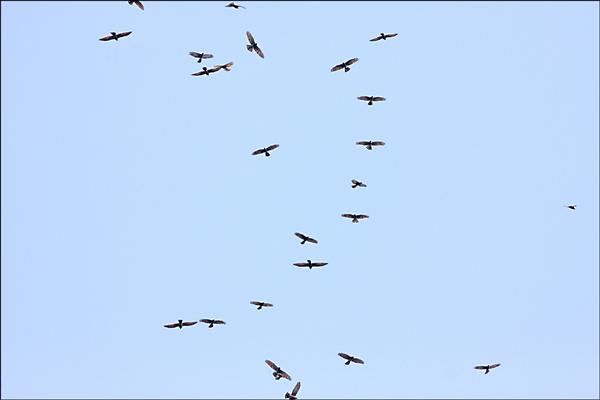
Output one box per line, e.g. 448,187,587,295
1,1,598,399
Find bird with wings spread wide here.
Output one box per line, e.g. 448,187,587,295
250,301,273,310
338,352,365,365
199,319,226,328
246,31,265,59
265,360,292,380
331,58,359,73
99,31,132,42
293,260,328,269
163,320,198,329
252,144,279,157
341,213,369,223
294,232,318,244
356,141,385,150
370,32,397,41
357,96,386,106
474,363,501,374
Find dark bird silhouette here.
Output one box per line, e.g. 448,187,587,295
285,382,301,400
190,66,221,76
331,58,359,72
357,96,386,105
250,301,273,310
338,352,365,365
199,319,226,328
341,213,369,223
246,31,265,59
370,32,398,41
266,360,292,380
474,363,501,374
351,179,366,188
565,204,576,210
293,260,328,269
226,2,245,9
294,232,318,244
99,31,132,42
189,52,214,63
163,319,198,329
356,141,385,150
252,144,279,157
128,0,144,10
214,61,234,71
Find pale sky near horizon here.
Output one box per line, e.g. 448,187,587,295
1,1,599,399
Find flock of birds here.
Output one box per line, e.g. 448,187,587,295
98,2,581,397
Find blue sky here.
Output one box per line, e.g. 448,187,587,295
1,1,598,398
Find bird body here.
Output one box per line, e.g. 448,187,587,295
338,352,365,365
293,259,328,269
99,31,132,42
252,144,279,157
250,301,273,310
341,213,369,223
331,58,359,72
565,204,576,210
164,319,198,329
266,360,292,380
200,319,226,328
294,232,318,244
474,363,501,374
246,31,265,58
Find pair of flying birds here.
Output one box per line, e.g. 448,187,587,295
163,319,225,329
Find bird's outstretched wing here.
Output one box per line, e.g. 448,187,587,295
341,214,355,219
189,51,203,59
254,46,265,59
266,360,279,371
345,58,358,66
217,61,234,71
338,353,352,360
207,67,221,73
293,262,310,267
246,31,256,46
385,33,398,39
200,319,213,324
291,382,301,396
278,371,292,381
311,262,327,267
213,320,226,325
356,214,369,219
330,63,344,72
370,36,383,42
131,1,144,10
164,323,179,328
181,321,198,327
474,365,488,370
351,179,360,185
116,31,132,39
191,70,208,76
372,97,386,102
99,34,115,41
305,237,318,244
352,357,365,364
357,96,371,101
250,301,263,306
252,148,266,155
489,363,501,369
266,144,279,151
295,232,308,240
262,302,274,307
371,141,385,146
356,141,370,146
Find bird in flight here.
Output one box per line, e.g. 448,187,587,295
285,382,301,400
370,32,398,42
331,58,359,72
474,363,501,374
357,96,386,106
565,204,576,210
294,232,318,245
351,179,367,188
252,144,279,157
163,319,198,329
128,0,144,10
246,31,265,59
190,66,221,76
99,31,132,42
199,319,226,328
189,52,214,63
338,352,365,365
226,2,245,9
265,360,292,380
293,260,328,269
342,213,369,223
250,301,273,310
214,61,234,71
356,141,385,150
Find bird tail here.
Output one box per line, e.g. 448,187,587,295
247,45,253,52
344,66,350,72
265,152,270,157
352,218,358,223
367,145,372,150
285,393,290,399
301,239,306,244
485,369,489,374
368,100,373,105
345,360,351,365
258,305,262,310
352,184,358,188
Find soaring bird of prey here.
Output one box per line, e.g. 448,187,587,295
356,141,385,150
226,2,246,9
189,52,214,63
265,360,292,380
199,319,226,328
351,179,367,188
565,204,576,210
294,232,318,245
338,352,365,365
250,301,273,310
128,0,144,10
163,320,198,329
99,31,132,42
370,32,398,41
357,96,386,105
246,31,265,59
214,61,234,71
285,382,301,400
252,144,279,157
331,58,359,72
293,260,328,269
474,363,501,374
341,213,369,223
191,66,221,76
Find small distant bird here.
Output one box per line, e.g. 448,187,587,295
189,52,214,63
99,31,132,42
285,382,301,400
163,319,198,329
266,360,292,380
293,260,328,269
338,352,365,365
250,301,273,310
565,204,576,210
294,232,318,244
370,32,398,42
356,141,385,150
252,144,279,157
342,213,369,223
331,58,359,72
226,2,245,9
246,31,265,59
128,0,144,10
199,319,226,328
351,179,366,188
474,363,501,374
190,66,221,76
357,96,386,105
214,61,234,71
